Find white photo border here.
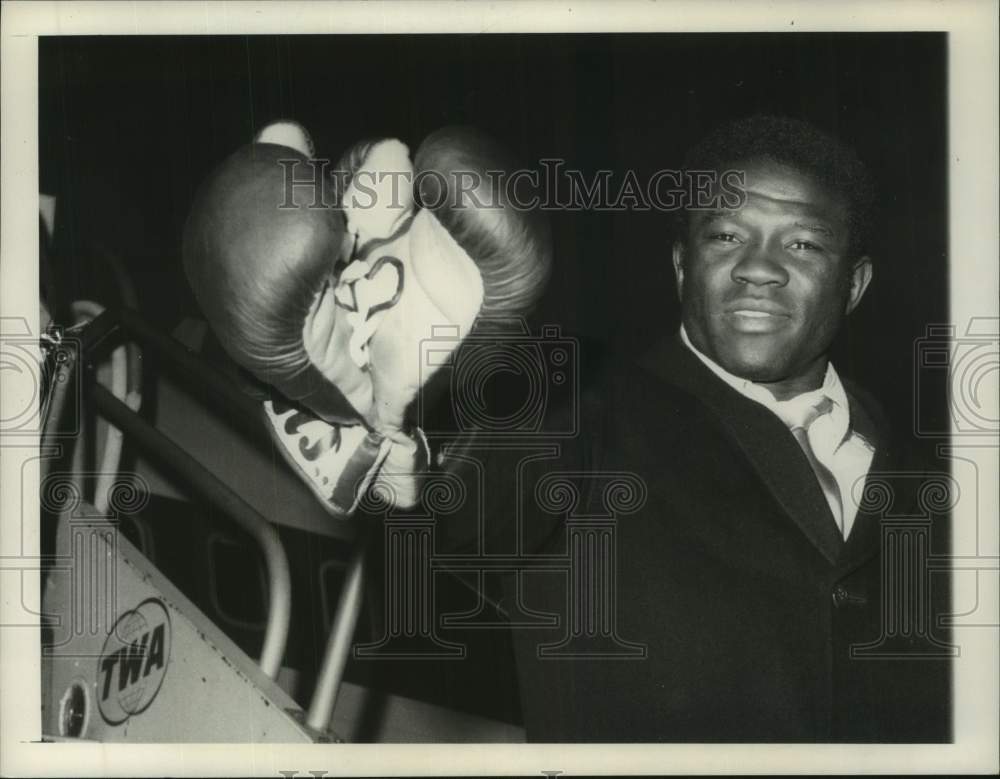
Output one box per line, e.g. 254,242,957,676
2,1,997,775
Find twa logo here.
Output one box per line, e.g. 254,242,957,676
97,598,171,725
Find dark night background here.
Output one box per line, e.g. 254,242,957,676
39,33,949,456
38,33,950,729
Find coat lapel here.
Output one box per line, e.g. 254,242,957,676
837,388,890,570
639,336,845,565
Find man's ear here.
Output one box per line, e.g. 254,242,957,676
845,255,873,315
672,242,686,300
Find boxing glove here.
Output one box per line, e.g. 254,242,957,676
354,127,553,505
182,123,376,424
184,123,406,516
366,126,553,436
185,123,552,515
414,126,552,320
253,126,553,510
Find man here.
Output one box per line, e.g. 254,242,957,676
460,115,951,742
186,114,950,741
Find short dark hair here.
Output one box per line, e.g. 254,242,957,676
675,115,876,259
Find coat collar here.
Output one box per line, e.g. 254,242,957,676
837,382,890,570
639,335,885,566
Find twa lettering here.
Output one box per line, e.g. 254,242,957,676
99,622,166,700
97,598,172,725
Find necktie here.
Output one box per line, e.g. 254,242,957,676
788,397,844,535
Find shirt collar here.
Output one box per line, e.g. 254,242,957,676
679,325,851,438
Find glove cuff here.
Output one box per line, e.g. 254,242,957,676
262,399,391,518
371,428,431,510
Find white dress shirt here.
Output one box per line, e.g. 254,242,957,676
679,327,875,539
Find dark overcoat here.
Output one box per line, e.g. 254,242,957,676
439,336,952,742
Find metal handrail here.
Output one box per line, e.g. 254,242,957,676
79,309,292,679
306,539,367,731
82,308,263,422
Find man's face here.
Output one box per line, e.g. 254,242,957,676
674,159,872,394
